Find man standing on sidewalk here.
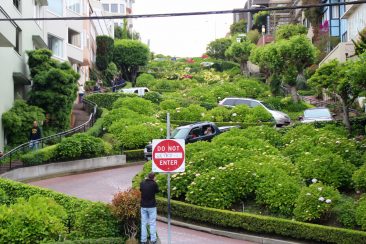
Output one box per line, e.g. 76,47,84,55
140,172,159,244
29,121,41,150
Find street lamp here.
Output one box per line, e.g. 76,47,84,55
261,25,266,45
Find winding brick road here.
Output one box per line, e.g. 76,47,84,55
30,164,252,244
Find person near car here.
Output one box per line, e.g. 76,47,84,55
204,127,213,135
29,121,41,150
140,172,159,244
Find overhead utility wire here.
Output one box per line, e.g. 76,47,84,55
1,0,366,22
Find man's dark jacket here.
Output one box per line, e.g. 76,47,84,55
30,126,41,141
140,179,159,208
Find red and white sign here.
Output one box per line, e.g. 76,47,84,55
152,139,185,173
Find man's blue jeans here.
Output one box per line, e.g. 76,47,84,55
141,207,157,242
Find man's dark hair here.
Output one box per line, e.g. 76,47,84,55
148,172,155,180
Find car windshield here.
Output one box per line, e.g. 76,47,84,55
261,102,275,110
304,109,331,118
171,128,190,139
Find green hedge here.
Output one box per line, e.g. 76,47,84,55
0,178,121,238
20,145,57,166
47,238,125,244
124,149,145,161
85,109,109,138
156,197,366,244
85,93,136,110
168,120,274,128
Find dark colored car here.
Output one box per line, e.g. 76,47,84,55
144,122,236,160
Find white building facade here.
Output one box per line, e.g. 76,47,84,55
0,0,48,151
98,0,134,33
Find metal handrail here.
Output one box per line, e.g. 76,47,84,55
0,98,98,170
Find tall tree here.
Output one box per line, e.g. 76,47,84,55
114,39,150,86
308,55,366,131
230,19,247,35
96,35,114,71
250,35,317,101
27,49,79,130
206,38,232,60
225,40,255,75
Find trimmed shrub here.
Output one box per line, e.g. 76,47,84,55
333,196,358,229
186,162,257,209
157,197,366,244
55,134,106,161
293,183,341,222
86,93,137,110
0,178,121,239
353,163,366,192
21,145,57,166
356,196,366,230
74,203,119,239
136,73,155,87
124,149,145,161
47,238,125,244
85,109,109,137
109,123,165,150
255,168,301,216
295,147,356,189
143,91,162,104
170,104,206,121
0,188,9,205
112,97,157,116
160,99,180,110
0,195,67,243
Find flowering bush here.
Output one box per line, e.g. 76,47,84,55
239,126,283,148
255,167,302,216
143,91,162,104
230,105,272,123
296,147,356,189
332,196,357,228
186,162,257,209
293,183,340,222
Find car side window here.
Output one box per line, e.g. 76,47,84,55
202,125,215,136
250,101,261,107
222,99,235,106
235,99,251,106
134,90,138,94
144,89,149,93
189,127,202,139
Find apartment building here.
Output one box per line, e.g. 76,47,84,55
98,0,134,31
0,0,48,151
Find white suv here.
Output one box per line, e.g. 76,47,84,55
219,97,291,126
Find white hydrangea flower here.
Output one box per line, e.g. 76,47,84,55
211,177,215,180
195,173,200,177
312,178,318,183
336,141,340,144
306,193,311,196
319,197,325,202
325,199,332,204
318,187,323,191
172,187,177,190
232,113,237,117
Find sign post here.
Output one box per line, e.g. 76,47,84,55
152,115,185,244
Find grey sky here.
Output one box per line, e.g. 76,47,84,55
133,0,246,57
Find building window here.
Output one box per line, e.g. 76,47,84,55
34,2,43,27
48,34,63,57
111,4,118,13
14,28,22,54
13,0,21,12
67,0,81,14
48,0,63,16
102,4,109,12
120,4,125,14
68,29,81,47
332,5,339,19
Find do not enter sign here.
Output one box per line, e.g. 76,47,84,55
152,139,185,173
